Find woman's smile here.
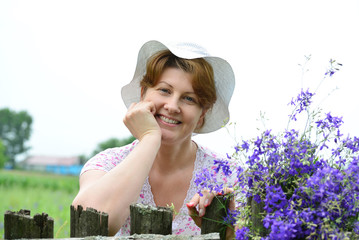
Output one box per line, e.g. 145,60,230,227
157,114,182,125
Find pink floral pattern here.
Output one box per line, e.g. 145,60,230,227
81,140,233,236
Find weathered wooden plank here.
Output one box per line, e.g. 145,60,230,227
4,209,54,239
130,203,173,235
247,196,268,237
201,195,229,240
70,205,109,237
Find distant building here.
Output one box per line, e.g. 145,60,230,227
22,155,83,175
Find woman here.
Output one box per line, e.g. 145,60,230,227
72,40,236,236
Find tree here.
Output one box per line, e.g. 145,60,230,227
78,154,88,166
0,139,7,169
91,136,136,158
0,108,33,167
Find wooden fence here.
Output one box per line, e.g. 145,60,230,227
4,196,229,240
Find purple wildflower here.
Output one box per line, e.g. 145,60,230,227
223,209,240,226
214,159,232,176
316,112,344,131
264,185,288,213
241,140,250,152
289,89,315,121
325,59,342,77
342,136,359,153
354,221,359,234
194,168,216,196
253,194,261,204
266,220,298,240
235,227,249,240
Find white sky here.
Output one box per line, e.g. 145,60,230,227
0,0,358,159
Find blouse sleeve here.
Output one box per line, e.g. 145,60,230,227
80,140,138,175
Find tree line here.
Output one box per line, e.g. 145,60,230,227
0,107,135,168
78,136,135,165
0,108,32,168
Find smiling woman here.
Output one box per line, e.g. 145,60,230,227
71,40,237,238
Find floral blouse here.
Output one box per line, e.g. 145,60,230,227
81,140,236,236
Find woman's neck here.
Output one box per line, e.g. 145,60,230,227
153,139,197,173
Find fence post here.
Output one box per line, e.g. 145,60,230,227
247,196,268,237
4,209,54,239
70,205,109,237
130,203,173,235
201,195,229,240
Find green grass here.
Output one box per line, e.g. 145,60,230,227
0,169,79,238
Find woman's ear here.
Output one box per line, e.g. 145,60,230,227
140,87,147,100
196,108,208,130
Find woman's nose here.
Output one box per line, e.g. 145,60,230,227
164,97,180,113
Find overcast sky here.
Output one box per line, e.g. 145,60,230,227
1,0,358,159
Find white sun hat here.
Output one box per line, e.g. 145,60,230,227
121,40,235,134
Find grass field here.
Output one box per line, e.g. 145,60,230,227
0,169,79,238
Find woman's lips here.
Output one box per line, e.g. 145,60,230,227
157,115,181,124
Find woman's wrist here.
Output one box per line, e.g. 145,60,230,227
139,132,161,148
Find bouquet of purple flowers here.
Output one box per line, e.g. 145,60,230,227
195,59,359,239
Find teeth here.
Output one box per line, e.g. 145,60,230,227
159,116,180,124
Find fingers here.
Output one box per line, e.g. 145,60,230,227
127,101,155,115
186,194,201,226
187,188,236,230
186,190,217,227
226,226,235,240
187,192,200,208
123,101,161,140
135,100,156,115
222,187,233,195
199,190,215,217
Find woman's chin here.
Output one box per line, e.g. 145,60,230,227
160,131,176,142
160,129,192,146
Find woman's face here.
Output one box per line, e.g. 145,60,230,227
141,67,206,144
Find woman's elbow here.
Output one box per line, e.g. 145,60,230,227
71,191,88,209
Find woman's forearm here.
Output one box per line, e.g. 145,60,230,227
72,134,161,235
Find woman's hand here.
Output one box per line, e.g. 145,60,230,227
186,188,235,239
123,101,161,141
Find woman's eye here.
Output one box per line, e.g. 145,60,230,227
159,88,170,94
184,96,196,103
